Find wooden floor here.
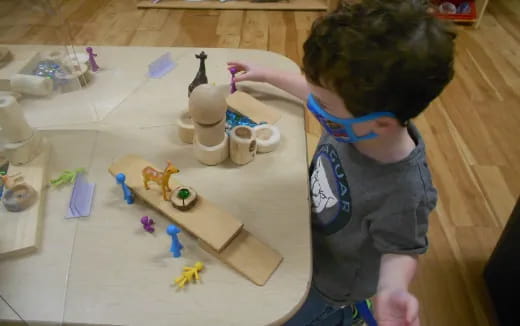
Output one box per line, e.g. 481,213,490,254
1,1,519,325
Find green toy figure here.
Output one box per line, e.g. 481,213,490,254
50,168,86,187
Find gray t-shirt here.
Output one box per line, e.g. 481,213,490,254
309,124,437,305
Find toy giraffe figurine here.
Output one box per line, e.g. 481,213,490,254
142,161,180,200
188,51,208,97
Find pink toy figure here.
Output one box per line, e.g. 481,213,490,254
229,67,237,93
141,216,155,233
86,47,99,72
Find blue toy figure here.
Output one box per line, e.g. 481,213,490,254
115,173,134,204
166,224,183,258
355,300,378,326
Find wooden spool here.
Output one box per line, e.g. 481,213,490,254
193,118,226,147
177,110,195,144
0,95,42,165
170,185,198,211
194,133,229,166
189,84,228,147
188,84,228,125
56,63,90,91
230,126,257,165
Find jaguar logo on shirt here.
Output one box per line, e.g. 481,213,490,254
310,143,352,235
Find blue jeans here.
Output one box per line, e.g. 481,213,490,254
284,286,353,326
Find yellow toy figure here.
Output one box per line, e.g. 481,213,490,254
175,262,204,288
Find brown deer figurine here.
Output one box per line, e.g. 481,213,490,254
142,161,180,200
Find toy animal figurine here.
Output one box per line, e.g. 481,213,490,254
1,173,24,190
1,174,14,190
142,161,180,200
188,51,208,97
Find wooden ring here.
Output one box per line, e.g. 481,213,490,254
2,183,38,212
253,124,280,153
193,133,229,166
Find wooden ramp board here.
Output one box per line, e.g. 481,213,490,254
0,140,50,259
226,91,282,125
108,154,243,252
200,229,283,286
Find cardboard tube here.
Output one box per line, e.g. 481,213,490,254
10,74,53,96
0,95,33,143
4,132,42,166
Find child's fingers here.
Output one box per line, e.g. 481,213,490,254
227,61,247,67
227,61,248,72
405,296,419,325
233,72,250,82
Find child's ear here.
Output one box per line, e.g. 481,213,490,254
372,117,400,134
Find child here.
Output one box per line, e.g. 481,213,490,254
228,0,455,325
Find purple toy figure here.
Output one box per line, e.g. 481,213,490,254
140,216,155,233
166,224,183,258
229,67,237,93
86,47,99,72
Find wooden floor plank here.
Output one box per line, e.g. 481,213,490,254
240,11,268,49
1,1,519,324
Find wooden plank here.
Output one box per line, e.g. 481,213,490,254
108,154,243,252
137,0,328,11
226,90,281,124
0,140,50,259
199,229,282,286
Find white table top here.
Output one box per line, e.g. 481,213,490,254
0,45,311,326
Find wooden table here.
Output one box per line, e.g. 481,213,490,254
0,45,311,326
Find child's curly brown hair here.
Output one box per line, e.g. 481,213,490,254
303,0,456,123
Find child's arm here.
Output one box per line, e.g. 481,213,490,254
227,61,310,101
375,253,420,326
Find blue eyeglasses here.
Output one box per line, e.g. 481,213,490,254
306,94,396,143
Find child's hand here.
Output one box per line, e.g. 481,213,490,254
375,289,420,326
227,61,272,83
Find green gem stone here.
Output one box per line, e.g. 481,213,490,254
177,188,191,199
